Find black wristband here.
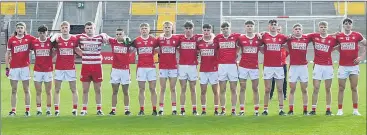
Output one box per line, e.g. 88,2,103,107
6,67,9,70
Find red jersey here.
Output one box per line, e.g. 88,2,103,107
157,35,180,69
215,33,241,64
336,31,365,66
309,33,337,65
261,32,288,67
133,36,158,68
197,39,218,72
178,34,202,65
109,38,130,69
7,34,35,68
54,36,79,70
238,34,262,69
31,38,53,72
287,35,311,65
77,34,104,65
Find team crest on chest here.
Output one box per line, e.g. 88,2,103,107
166,40,170,45
41,43,44,47
272,38,276,42
352,36,355,39
321,39,325,43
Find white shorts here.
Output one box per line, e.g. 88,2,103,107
159,69,178,78
8,67,31,81
110,68,131,85
289,65,309,83
178,65,198,81
54,70,77,81
218,64,239,81
263,66,285,80
34,71,53,82
136,68,157,81
312,64,334,80
199,72,219,85
238,67,259,80
338,65,359,79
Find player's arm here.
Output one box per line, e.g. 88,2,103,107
100,33,112,44
127,38,137,53
354,34,367,64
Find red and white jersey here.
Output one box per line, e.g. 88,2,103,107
31,38,53,72
215,33,241,64
197,39,218,72
237,34,262,69
77,34,104,65
178,34,202,65
336,31,365,66
287,34,311,65
109,38,130,69
309,33,337,65
7,34,35,68
132,36,158,68
261,32,288,67
157,35,180,69
55,36,79,70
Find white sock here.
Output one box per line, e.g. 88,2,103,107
353,109,358,112
112,107,116,111
172,106,176,111
160,106,164,111
37,107,41,112
46,107,51,111
125,106,129,112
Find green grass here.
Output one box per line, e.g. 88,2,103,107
1,64,366,135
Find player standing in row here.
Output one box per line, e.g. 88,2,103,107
51,21,81,116
31,25,53,116
260,19,288,116
77,21,108,116
215,22,241,116
157,21,180,116
309,21,338,116
197,24,220,115
286,23,311,115
6,22,36,116
104,28,132,116
131,23,159,116
336,18,366,116
237,20,262,116
177,21,201,116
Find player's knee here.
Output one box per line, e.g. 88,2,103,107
201,90,207,95
36,90,42,96
170,88,176,93
23,89,30,94
123,90,129,96
351,87,358,92
112,90,118,95
46,90,52,95
339,84,346,91
240,88,245,93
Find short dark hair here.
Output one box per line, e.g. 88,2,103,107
38,24,48,32
84,21,94,26
244,20,255,25
293,23,303,28
220,21,230,28
202,24,212,29
268,19,278,24
116,28,124,31
183,21,194,28
342,18,353,24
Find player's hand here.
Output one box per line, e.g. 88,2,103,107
256,33,263,39
354,57,362,64
124,37,131,46
5,67,10,77
287,34,293,39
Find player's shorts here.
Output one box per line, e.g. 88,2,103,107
34,71,53,82
136,68,157,81
178,65,198,81
338,65,359,79
238,67,259,80
8,66,31,81
288,65,308,83
54,70,77,81
312,64,334,80
159,69,178,78
263,66,285,80
199,72,219,85
110,68,130,85
218,64,239,82
80,64,103,83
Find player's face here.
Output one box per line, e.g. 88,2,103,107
245,24,254,33
292,26,302,36
319,25,328,34
268,23,278,32
163,24,172,34
84,25,95,35
115,31,125,39
184,27,193,36
343,22,353,31
140,26,150,36
277,27,282,33
38,31,48,38
60,25,70,35
202,28,212,36
16,26,25,36
221,27,231,36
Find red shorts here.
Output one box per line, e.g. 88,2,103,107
80,64,103,82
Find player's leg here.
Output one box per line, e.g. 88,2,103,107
283,64,288,100
300,82,308,115
287,66,297,115
269,78,275,100
69,81,78,115
93,82,103,115
22,80,31,116
179,79,188,115
239,79,246,115
158,75,167,115
43,81,52,115
212,83,219,116
81,81,91,115
262,67,272,115
229,81,237,115
34,80,43,115
149,80,158,115
337,66,348,115
54,80,62,115
200,83,208,115
219,80,227,114
252,79,260,116
349,74,360,115
9,80,18,116
310,64,322,115
138,81,146,115
110,83,120,115
169,76,178,115
275,78,286,115
324,79,332,115
188,66,198,115
122,84,130,115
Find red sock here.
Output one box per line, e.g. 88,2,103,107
73,104,77,109
55,105,59,111
289,105,294,111
353,103,358,109
26,107,30,111
82,106,87,111
12,108,16,112
172,102,176,106
221,107,225,111
254,106,259,111
326,107,331,111
264,104,268,110
338,104,342,109
153,106,157,111
202,107,206,111
37,104,41,107
214,107,218,111
181,107,185,111
97,106,101,110
112,108,116,111
231,109,235,112
303,105,307,111
193,107,197,111
159,103,164,107
140,106,144,111
240,106,244,111
312,105,316,111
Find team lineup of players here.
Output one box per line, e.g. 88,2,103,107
5,18,366,117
